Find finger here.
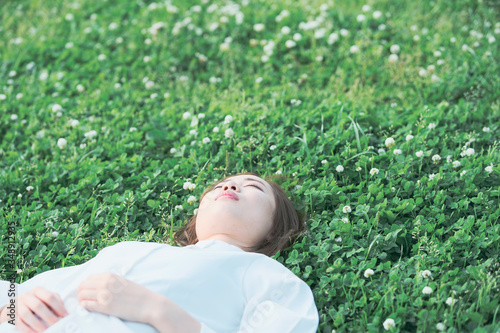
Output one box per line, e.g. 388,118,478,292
78,288,113,306
25,296,60,327
15,317,37,333
80,300,103,314
34,288,69,317
17,304,48,332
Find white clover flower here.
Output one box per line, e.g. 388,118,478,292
170,148,177,154
0,94,6,100
98,54,106,61
378,148,386,154
429,173,436,181
422,286,433,294
390,44,400,54
253,23,265,32
406,134,414,141
16,93,23,100
432,154,441,162
446,297,457,306
26,186,34,192
114,83,121,89
57,138,67,149
388,54,398,63
315,28,326,39
255,77,263,84
393,149,402,155
373,10,382,19
370,168,379,175
129,127,137,132
285,40,296,48
293,33,302,41
109,22,118,30
356,166,362,171
189,129,197,136
350,45,360,54
436,323,445,331
182,112,191,120
212,126,220,133
174,205,183,211
52,231,59,237
383,318,396,330
428,123,436,129
328,32,339,45
143,56,151,63
336,165,344,172
446,155,453,163
276,170,282,175
434,50,442,57
65,13,74,21
80,143,86,149
70,119,80,127
202,137,210,144
343,205,351,213
385,137,395,147
11,114,18,120
356,14,366,22
485,166,493,173
341,217,349,224
76,84,85,92
18,193,22,198
335,237,342,243
418,68,428,77
427,65,435,73
225,128,234,138
219,42,230,52
187,195,197,204
413,35,420,41
9,70,16,77
364,269,374,278
362,4,371,11
224,115,233,123
84,130,97,139
464,148,475,156
145,80,155,89
431,74,441,82
483,127,490,132
261,55,269,62
452,161,461,168
281,26,291,35
460,170,467,176
340,29,349,36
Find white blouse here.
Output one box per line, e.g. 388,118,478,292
0,239,319,332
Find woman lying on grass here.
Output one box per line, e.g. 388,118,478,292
0,172,319,333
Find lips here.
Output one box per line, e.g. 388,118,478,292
216,191,239,201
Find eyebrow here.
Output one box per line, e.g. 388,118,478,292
218,178,267,189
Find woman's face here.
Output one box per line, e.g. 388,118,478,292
195,175,276,251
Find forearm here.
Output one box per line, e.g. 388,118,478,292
148,294,201,333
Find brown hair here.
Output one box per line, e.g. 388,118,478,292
172,172,307,257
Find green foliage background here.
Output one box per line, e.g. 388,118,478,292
1,0,499,332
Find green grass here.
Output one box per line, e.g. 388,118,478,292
1,0,499,332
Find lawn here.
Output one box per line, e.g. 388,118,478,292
0,0,499,332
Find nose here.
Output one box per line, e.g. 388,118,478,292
222,181,239,192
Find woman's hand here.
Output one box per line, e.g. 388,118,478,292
0,287,68,333
78,273,201,333
77,273,158,325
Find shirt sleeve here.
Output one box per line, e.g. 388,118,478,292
238,257,319,333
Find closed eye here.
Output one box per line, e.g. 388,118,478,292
213,184,263,191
